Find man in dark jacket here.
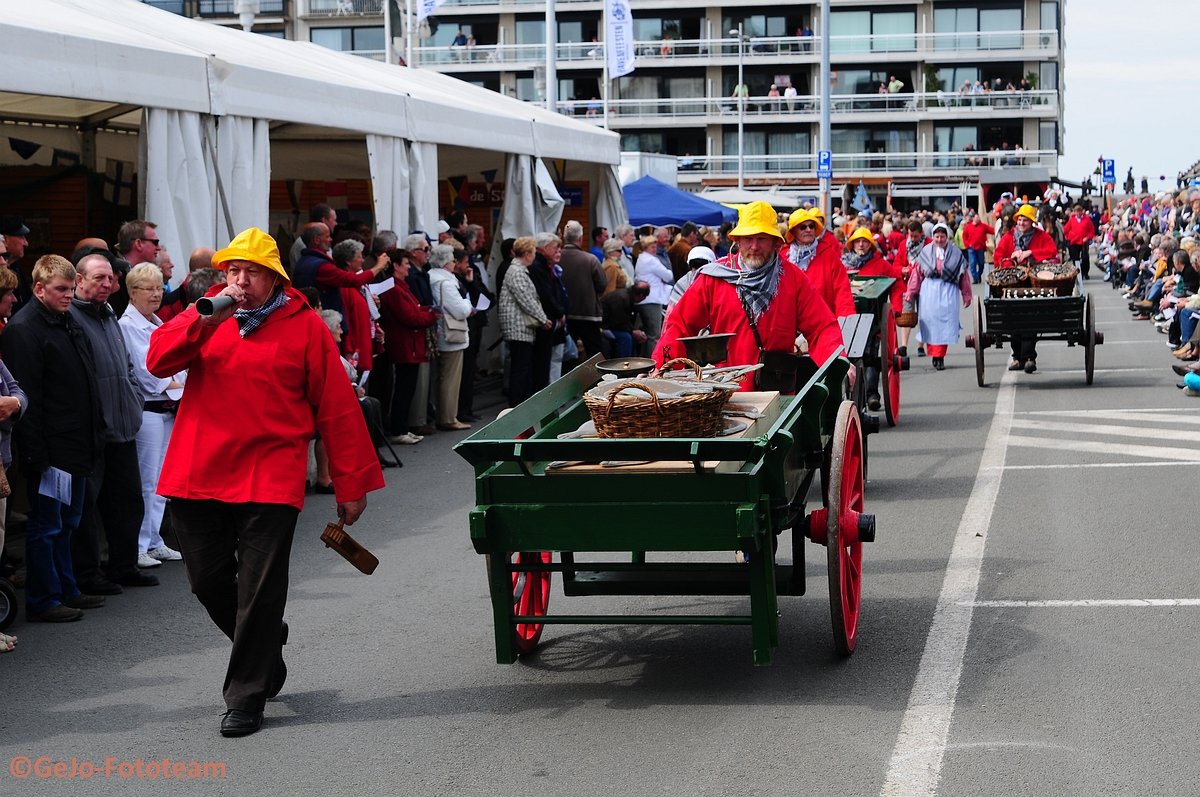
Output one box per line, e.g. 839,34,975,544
559,220,607,364
601,281,650,357
2,255,107,621
529,233,568,392
69,253,158,591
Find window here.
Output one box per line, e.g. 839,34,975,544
934,126,978,167
933,6,978,51
516,20,544,44
832,127,916,170
1039,62,1057,90
622,133,665,153
311,26,384,52
723,129,810,174
936,66,981,94
199,0,285,14
831,68,889,96
142,0,184,13
934,4,1023,50
1039,121,1057,152
830,9,915,55
979,8,1022,49
1040,1,1058,33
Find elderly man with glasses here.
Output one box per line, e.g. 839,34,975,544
781,207,855,318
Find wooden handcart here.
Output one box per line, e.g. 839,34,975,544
964,285,1104,386
454,354,876,666
842,275,907,428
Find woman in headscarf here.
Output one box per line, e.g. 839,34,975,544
903,223,972,371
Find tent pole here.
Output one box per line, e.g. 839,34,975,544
406,0,414,67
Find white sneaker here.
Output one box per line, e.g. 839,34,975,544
137,552,163,568
390,433,422,445
148,545,182,562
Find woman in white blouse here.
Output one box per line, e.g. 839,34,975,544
634,235,675,356
118,263,185,568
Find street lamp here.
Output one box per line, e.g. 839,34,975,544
731,26,747,189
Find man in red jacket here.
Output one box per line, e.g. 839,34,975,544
147,227,384,738
781,206,855,317
654,202,842,391
1062,204,1097,279
993,204,1059,372
960,209,993,284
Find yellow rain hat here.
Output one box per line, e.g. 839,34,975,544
212,227,289,283
844,226,877,251
1015,203,1038,223
728,201,784,239
785,206,826,242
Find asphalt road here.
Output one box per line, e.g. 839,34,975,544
2,280,1197,797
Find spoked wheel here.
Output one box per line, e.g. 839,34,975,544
973,298,986,388
1084,294,1096,385
881,305,900,427
810,401,868,656
511,552,552,654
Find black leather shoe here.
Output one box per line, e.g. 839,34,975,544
314,482,335,495
267,622,288,699
220,709,263,737
113,569,159,587
78,577,123,596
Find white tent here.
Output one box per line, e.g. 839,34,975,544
0,0,624,262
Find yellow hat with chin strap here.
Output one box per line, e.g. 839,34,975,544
728,201,784,239
844,226,877,251
212,227,289,284
786,207,826,242
1014,203,1038,223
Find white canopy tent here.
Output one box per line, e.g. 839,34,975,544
0,0,625,264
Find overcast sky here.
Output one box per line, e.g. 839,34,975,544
1060,1,1197,189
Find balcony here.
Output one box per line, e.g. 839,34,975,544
412,29,1058,69
552,90,1057,127
303,0,382,15
198,0,286,14
672,149,1059,180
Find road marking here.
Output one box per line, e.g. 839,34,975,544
1009,418,1200,444
967,599,1200,608
1017,409,1200,427
995,460,1183,471
1007,435,1200,462
880,372,1015,797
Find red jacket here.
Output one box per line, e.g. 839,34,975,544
853,253,905,314
1062,214,1096,246
653,262,843,391
993,228,1059,265
885,230,905,262
781,234,856,317
893,237,930,280
339,286,373,366
147,286,385,508
961,220,993,251
379,280,438,365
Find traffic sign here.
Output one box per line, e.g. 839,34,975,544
1102,159,1115,185
817,149,832,180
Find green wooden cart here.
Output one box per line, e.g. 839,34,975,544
454,353,876,666
843,275,907,428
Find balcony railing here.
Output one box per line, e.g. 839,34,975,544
304,0,382,15
199,0,286,14
413,29,1058,66
552,90,1057,123
672,149,1058,178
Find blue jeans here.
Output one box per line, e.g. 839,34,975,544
1181,308,1200,343
24,471,88,615
610,330,634,357
966,248,985,282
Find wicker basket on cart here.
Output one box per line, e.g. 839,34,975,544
1028,261,1078,296
986,263,1031,298
583,358,730,438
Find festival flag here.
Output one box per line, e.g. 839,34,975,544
416,0,445,21
605,0,635,78
8,137,40,160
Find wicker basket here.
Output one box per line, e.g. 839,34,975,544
1028,262,1078,296
584,358,730,438
896,311,918,328
986,264,1030,298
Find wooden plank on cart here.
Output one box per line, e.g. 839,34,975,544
839,313,875,359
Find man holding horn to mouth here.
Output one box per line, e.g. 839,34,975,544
148,227,384,738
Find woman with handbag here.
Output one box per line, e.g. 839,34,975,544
378,250,440,444
498,237,550,407
428,244,474,431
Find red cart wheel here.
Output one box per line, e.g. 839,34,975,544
511,552,551,654
826,401,865,656
881,305,900,427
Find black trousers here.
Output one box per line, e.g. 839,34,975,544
570,320,605,365
72,439,144,582
170,499,298,713
388,362,420,437
1068,243,1090,277
1011,336,1038,362
508,339,534,407
531,328,554,392
367,351,395,429
458,316,485,418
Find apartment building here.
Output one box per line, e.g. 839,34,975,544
145,0,1065,207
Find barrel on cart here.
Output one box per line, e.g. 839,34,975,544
454,354,877,666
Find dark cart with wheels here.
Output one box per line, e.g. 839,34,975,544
964,289,1104,386
843,275,908,428
454,354,876,666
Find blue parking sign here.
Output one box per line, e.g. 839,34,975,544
817,150,832,179
1102,159,1115,185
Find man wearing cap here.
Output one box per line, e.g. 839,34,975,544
1,214,32,307
994,204,1058,372
147,228,384,738
960,210,994,284
782,207,855,317
654,201,843,391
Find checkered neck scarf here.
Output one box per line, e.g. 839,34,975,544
787,240,819,271
1013,228,1035,252
842,250,874,271
698,251,782,322
233,288,288,338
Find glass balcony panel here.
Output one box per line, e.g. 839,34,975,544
201,0,286,14
307,0,380,14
